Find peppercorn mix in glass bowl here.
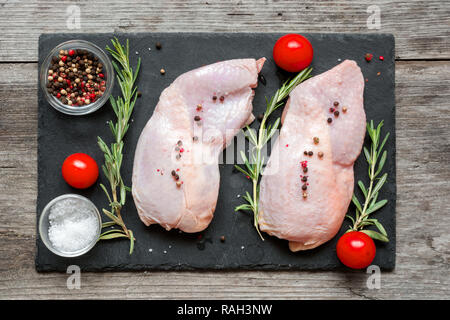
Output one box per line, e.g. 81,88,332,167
40,39,114,115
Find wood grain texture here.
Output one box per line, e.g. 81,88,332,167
0,60,449,299
0,0,449,62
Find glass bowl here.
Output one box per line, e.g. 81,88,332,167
40,39,114,115
39,194,102,257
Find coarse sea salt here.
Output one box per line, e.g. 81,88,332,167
48,198,98,253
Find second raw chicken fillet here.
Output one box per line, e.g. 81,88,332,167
132,58,265,233
258,60,366,251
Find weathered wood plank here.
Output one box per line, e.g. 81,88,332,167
0,60,448,299
0,0,448,62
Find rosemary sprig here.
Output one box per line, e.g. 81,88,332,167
234,67,313,240
97,38,141,254
346,120,390,242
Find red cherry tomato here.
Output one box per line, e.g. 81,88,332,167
336,231,376,269
273,34,313,72
62,153,99,189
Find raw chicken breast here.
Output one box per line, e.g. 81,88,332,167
258,60,366,251
132,58,265,233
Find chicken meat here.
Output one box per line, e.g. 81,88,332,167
258,60,366,251
132,58,265,233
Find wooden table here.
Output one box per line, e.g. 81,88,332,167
0,0,449,300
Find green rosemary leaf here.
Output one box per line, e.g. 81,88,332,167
359,221,375,227
234,165,251,178
101,221,117,228
128,230,134,255
366,218,388,237
245,127,258,146
345,214,355,225
102,208,121,226
360,229,389,242
358,180,368,198
352,194,363,213
235,204,252,212
363,147,371,164
370,191,379,208
372,173,388,196
375,150,387,177
366,199,388,215
378,132,390,157
99,183,112,203
100,229,125,237
99,233,129,241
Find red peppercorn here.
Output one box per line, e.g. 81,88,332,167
379,56,384,61
61,56,67,62
90,93,96,100
365,53,373,62
68,49,75,56
330,108,335,113
301,161,308,168
56,93,61,98
98,73,104,78
66,79,71,86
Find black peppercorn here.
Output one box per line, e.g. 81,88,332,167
327,118,332,123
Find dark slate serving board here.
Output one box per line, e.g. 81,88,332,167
36,33,396,272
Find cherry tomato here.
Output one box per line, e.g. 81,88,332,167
273,34,313,72
336,231,376,269
62,153,99,189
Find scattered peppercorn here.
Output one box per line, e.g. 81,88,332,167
176,181,182,188
196,104,203,111
212,95,217,101
177,140,183,146
365,53,373,62
334,110,340,117
137,91,142,98
160,68,166,75
302,192,308,199
257,113,264,122
318,151,324,158
220,236,225,242
304,150,308,156
308,151,313,156
313,137,319,144
303,167,308,173
379,56,384,61
327,117,333,124
219,96,225,102
342,106,348,113
333,101,339,107
193,136,199,142
171,170,176,176
194,115,201,121
302,184,307,190
155,42,162,50
302,176,308,182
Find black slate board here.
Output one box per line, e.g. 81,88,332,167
36,33,396,272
